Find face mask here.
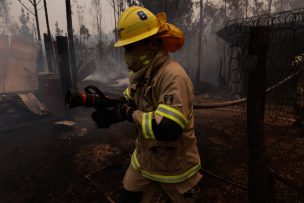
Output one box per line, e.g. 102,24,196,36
128,66,148,84
124,50,155,72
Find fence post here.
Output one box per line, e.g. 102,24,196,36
56,36,72,96
43,33,54,72
247,27,275,203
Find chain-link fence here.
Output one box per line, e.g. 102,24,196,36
217,8,304,202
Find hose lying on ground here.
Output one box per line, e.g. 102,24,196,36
194,67,304,109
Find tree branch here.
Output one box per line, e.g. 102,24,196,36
38,0,50,11
18,0,35,16
38,6,43,11
26,0,34,6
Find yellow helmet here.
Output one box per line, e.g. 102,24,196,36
114,6,160,47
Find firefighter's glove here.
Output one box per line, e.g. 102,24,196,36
91,108,121,128
91,98,135,128
115,98,136,122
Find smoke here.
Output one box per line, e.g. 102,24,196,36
85,52,128,85
168,2,227,88
77,35,128,94
171,0,304,91
0,0,11,34
0,1,37,43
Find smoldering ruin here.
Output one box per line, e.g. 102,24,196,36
0,0,304,202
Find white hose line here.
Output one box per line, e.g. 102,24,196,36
194,67,303,109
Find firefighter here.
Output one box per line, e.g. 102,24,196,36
91,6,202,202
293,54,304,128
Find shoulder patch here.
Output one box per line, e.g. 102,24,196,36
164,95,174,105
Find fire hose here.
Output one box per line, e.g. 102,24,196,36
193,67,303,109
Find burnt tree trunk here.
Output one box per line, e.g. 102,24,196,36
195,0,203,91
33,0,41,41
43,0,54,72
66,0,78,89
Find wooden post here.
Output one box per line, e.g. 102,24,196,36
56,36,72,96
247,27,275,203
66,0,78,89
43,0,54,72
43,33,53,72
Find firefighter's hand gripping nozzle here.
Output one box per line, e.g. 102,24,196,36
65,85,120,110
65,85,135,128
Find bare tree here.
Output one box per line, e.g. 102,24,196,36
107,0,127,64
140,0,192,25
17,0,43,41
73,0,85,32
18,7,34,41
275,0,285,11
289,0,304,9
109,0,117,41
108,0,127,41
43,0,51,36
0,0,11,32
253,0,259,15
54,21,63,36
267,0,273,14
273,0,304,12
66,0,78,89
252,0,266,15
244,0,249,17
185,24,195,74
91,0,103,56
195,0,205,90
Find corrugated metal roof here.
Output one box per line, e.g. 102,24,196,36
4,37,39,93
0,36,39,93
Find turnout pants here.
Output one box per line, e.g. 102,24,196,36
122,165,202,203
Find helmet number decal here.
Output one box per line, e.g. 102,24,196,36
137,11,148,20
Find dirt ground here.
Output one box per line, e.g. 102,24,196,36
0,98,303,203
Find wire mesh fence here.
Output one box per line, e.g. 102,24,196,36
219,8,304,202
